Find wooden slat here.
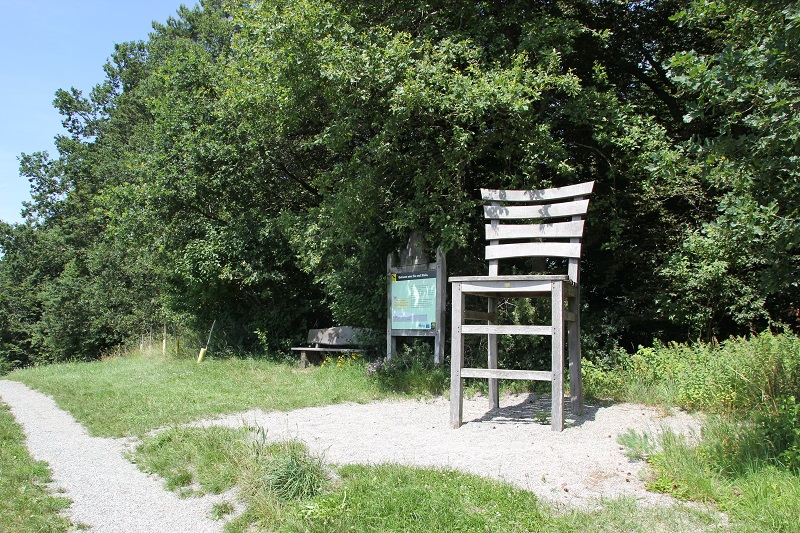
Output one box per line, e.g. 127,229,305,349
456,279,555,294
462,324,553,335
460,368,552,381
464,310,497,321
485,242,582,260
289,347,362,352
481,182,595,202
485,220,585,240
484,199,590,220
390,329,435,337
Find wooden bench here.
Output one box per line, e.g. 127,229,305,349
290,327,372,368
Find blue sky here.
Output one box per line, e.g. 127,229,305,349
0,1,194,224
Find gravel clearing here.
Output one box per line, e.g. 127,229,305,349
194,392,701,509
1,379,701,531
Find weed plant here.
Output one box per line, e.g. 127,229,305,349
589,331,800,531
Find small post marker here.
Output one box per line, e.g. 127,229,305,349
197,319,216,364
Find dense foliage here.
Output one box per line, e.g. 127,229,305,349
1,0,798,368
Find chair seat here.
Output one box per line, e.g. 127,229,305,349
449,274,571,282
449,275,574,298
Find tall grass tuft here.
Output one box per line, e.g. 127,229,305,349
0,403,73,531
259,441,328,501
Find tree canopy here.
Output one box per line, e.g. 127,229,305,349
1,0,798,369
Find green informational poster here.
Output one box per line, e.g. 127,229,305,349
390,270,437,330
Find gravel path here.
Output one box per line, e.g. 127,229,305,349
0,380,225,533
1,379,701,531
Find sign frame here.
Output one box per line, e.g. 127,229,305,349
386,247,446,364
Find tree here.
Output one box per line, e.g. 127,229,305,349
2,0,798,370
658,0,800,336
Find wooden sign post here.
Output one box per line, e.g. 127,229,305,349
386,233,446,364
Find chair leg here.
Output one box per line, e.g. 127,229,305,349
450,282,465,428
568,295,583,416
551,282,564,432
487,296,499,409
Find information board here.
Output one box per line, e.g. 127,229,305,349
390,270,437,330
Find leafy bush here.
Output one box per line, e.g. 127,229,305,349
370,339,448,395
0,354,13,376
581,357,625,401
587,331,800,415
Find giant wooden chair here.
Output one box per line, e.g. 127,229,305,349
450,181,594,431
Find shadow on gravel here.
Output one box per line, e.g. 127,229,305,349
466,393,613,429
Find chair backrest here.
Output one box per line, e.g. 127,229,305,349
481,181,594,282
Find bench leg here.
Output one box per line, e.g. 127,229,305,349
300,351,326,368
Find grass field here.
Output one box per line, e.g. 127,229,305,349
3,337,799,531
0,403,72,531
6,351,386,437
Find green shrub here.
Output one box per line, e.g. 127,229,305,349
587,331,800,415
581,357,625,400
371,339,448,395
589,331,800,478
